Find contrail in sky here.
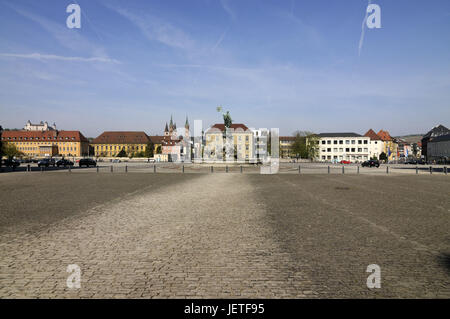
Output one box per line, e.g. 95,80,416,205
358,0,372,56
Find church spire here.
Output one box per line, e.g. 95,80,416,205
185,116,189,129
164,122,168,132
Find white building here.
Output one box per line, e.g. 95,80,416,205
24,120,56,131
317,133,370,163
364,129,384,159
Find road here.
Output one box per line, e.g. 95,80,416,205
0,173,449,298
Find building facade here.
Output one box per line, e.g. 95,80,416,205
91,131,150,157
421,124,450,161
1,130,89,157
364,129,383,159
204,123,254,162
279,136,295,158
316,133,370,163
377,130,398,161
427,134,450,163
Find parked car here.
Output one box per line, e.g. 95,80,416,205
38,158,56,167
2,159,20,167
56,159,74,167
79,158,97,167
340,160,351,164
362,159,380,168
20,158,32,163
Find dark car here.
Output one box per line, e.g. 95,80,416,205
362,159,380,168
2,159,21,168
79,158,97,167
56,159,74,167
38,158,56,167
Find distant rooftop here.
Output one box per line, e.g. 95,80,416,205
317,133,362,138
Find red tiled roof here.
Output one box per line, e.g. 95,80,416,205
280,136,296,141
206,123,250,133
377,130,393,141
92,131,150,144
1,130,88,142
364,129,382,140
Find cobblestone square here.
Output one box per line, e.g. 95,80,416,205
0,172,449,298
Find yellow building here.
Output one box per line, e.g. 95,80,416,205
204,124,254,162
92,131,151,157
377,130,399,161
279,136,295,158
1,130,89,157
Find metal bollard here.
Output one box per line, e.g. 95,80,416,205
68,165,71,172
27,164,31,172
357,165,360,174
182,165,184,173
429,166,432,175
298,165,301,174
110,165,113,173
328,166,330,174
211,166,213,173
386,166,389,174
153,165,156,173
240,166,243,173
226,165,228,173
416,166,418,175
342,166,345,174
445,166,448,175
125,165,128,173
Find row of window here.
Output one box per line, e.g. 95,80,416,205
322,155,369,160
321,139,368,145
96,145,145,151
2,136,76,141
321,148,369,153
18,146,77,152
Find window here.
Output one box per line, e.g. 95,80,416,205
351,140,355,144
345,148,350,152
333,140,337,144
364,140,368,144
333,148,338,152
322,156,326,160
351,148,355,152
339,140,343,144
322,141,326,145
327,140,331,144
364,148,368,152
358,140,362,144
345,140,350,144
327,148,331,152
339,148,343,152
358,148,362,152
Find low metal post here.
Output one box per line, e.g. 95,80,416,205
125,165,128,173
386,166,389,174
182,165,184,173
445,166,448,175
110,165,113,173
68,165,71,172
153,165,156,173
328,166,330,174
211,166,213,173
27,164,30,172
357,165,360,174
416,166,418,175
298,165,301,174
342,166,344,174
429,166,432,175
240,166,243,173
226,165,228,173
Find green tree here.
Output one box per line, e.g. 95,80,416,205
2,143,23,159
412,143,418,157
155,145,162,154
145,141,154,158
291,131,319,160
379,152,387,161
117,148,127,157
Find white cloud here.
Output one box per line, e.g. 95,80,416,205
0,53,120,64
106,5,195,50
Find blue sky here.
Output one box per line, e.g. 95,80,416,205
0,0,449,137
